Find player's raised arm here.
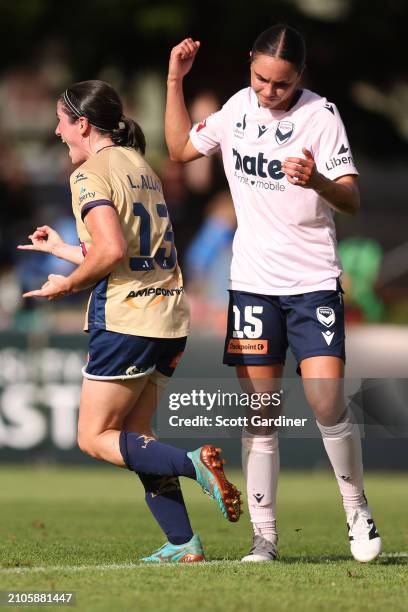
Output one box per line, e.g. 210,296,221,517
18,225,84,264
165,38,203,162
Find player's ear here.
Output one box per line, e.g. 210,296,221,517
78,116,90,133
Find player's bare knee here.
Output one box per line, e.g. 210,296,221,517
314,405,345,427
308,394,343,424
313,406,335,425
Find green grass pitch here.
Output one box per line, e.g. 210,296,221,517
1,467,407,611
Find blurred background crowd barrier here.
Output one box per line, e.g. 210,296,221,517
0,0,406,465
0,330,407,467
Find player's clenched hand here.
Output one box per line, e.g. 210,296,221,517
282,148,324,190
17,225,64,255
22,274,72,300
168,38,201,81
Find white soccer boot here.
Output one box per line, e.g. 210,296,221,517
347,507,382,562
241,535,278,562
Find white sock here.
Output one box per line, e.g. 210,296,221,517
317,411,367,514
242,429,279,542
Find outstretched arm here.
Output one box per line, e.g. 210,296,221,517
22,207,127,300
165,38,204,162
18,225,84,264
282,148,360,215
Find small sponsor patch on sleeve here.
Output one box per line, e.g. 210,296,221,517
196,119,207,132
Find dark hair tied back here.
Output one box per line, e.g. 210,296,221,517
60,80,146,154
252,24,306,73
111,116,146,154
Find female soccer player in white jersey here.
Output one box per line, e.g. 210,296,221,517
165,25,381,563
19,80,241,563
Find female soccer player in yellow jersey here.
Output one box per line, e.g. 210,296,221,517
19,80,241,562
165,26,381,563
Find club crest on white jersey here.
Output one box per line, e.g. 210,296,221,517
275,121,294,145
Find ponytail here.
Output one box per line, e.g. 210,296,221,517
111,116,146,155
60,80,147,155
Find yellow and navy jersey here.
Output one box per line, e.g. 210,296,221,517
70,146,190,338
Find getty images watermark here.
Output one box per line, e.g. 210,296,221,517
157,378,408,439
157,379,316,438
166,388,307,429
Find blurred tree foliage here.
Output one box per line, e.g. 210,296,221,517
0,0,406,158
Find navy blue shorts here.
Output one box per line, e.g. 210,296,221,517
223,281,345,371
83,329,187,380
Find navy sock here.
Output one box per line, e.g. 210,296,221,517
119,431,196,478
138,474,193,545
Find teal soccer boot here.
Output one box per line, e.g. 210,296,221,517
140,534,205,563
187,445,242,522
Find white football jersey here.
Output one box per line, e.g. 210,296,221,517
190,88,358,295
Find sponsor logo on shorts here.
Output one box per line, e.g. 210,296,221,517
227,339,268,354
125,365,145,376
169,351,184,370
316,307,335,328
321,330,335,346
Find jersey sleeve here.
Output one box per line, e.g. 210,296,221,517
311,102,358,180
70,171,115,222
189,107,225,156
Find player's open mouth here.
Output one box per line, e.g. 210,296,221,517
61,139,71,151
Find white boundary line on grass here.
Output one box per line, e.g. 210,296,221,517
0,563,147,575
1,553,407,574
0,561,237,574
